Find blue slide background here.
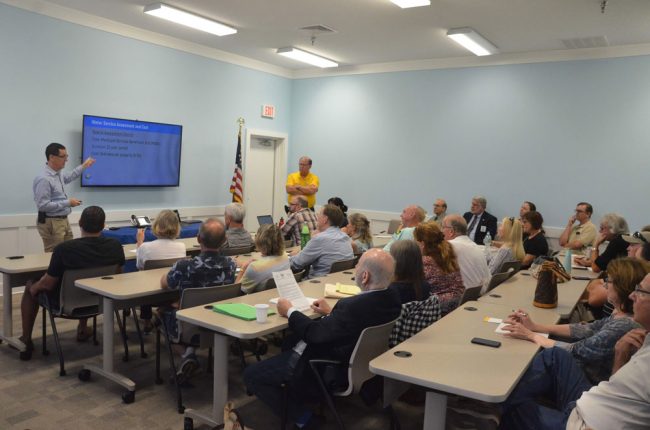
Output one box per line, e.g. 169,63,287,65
81,115,182,186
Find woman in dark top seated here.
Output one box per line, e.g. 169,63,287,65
327,197,349,229
575,213,629,273
521,211,549,268
388,240,432,304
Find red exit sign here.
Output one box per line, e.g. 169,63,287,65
262,104,275,118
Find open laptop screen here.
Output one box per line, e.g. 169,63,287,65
257,215,274,226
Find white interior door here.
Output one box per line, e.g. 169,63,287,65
244,138,277,232
243,129,288,232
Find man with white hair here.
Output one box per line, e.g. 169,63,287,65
463,195,497,245
243,248,401,428
223,202,254,249
442,214,490,291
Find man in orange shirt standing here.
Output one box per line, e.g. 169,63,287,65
286,156,319,210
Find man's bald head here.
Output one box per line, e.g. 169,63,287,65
355,249,395,291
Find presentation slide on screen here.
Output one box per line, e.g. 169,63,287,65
81,116,182,186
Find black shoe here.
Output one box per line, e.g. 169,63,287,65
16,337,34,361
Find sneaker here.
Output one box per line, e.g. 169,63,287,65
176,354,199,385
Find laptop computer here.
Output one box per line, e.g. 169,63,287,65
257,215,274,226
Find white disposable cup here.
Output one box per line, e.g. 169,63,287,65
255,304,269,323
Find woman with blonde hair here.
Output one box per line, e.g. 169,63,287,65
135,209,186,331
236,224,290,294
414,221,464,315
488,217,525,274
346,213,373,253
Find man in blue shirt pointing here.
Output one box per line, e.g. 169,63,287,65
33,142,95,251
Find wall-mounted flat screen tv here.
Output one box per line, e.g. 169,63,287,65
81,114,182,187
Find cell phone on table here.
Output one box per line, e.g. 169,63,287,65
572,275,592,280
471,337,501,348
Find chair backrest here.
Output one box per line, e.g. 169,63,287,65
59,265,120,316
341,319,398,396
292,269,306,283
221,245,256,257
460,285,483,305
177,282,242,343
387,219,401,235
498,260,521,277
143,256,186,270
329,258,356,274
485,271,513,294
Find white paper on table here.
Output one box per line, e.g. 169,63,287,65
129,249,137,253
271,269,314,311
495,322,549,338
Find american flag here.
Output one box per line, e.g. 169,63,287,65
229,128,243,203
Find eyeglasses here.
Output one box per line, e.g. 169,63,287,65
633,231,649,244
575,209,586,214
53,153,69,160
633,284,650,297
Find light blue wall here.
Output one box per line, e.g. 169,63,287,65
0,3,291,215
290,58,650,230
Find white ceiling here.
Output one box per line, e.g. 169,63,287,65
10,0,650,75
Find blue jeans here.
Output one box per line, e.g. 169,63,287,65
500,347,593,430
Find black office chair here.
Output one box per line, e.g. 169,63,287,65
39,264,120,376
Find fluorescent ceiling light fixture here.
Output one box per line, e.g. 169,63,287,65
276,47,338,68
144,3,237,36
446,27,499,56
390,0,431,8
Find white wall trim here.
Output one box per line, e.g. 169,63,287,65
5,0,650,81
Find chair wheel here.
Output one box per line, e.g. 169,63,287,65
178,405,185,414
43,350,50,356
59,369,66,377
78,369,91,381
122,391,135,404
122,355,129,362
155,377,163,385
141,352,148,358
183,417,193,430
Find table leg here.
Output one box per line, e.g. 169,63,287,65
82,297,135,395
184,333,228,427
423,391,447,430
0,273,25,351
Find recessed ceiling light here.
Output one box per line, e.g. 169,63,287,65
446,27,499,56
276,47,338,68
390,0,431,8
144,3,237,36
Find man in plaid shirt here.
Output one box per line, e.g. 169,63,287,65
282,196,318,246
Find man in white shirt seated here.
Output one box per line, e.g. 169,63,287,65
501,273,650,429
441,214,490,291
289,204,353,278
383,205,426,252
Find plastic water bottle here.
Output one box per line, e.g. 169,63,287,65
564,249,572,275
484,231,492,258
300,224,311,249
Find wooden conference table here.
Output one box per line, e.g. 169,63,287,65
479,270,596,320
0,237,198,352
370,300,561,430
175,269,356,428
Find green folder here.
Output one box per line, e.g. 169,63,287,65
212,303,275,321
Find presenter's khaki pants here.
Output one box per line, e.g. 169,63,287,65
37,217,73,252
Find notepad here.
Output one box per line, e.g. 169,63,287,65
272,269,313,311
324,283,361,298
212,303,275,321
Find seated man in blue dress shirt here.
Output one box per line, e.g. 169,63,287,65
289,204,354,278
33,142,95,251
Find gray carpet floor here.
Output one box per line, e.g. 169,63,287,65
0,292,434,430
